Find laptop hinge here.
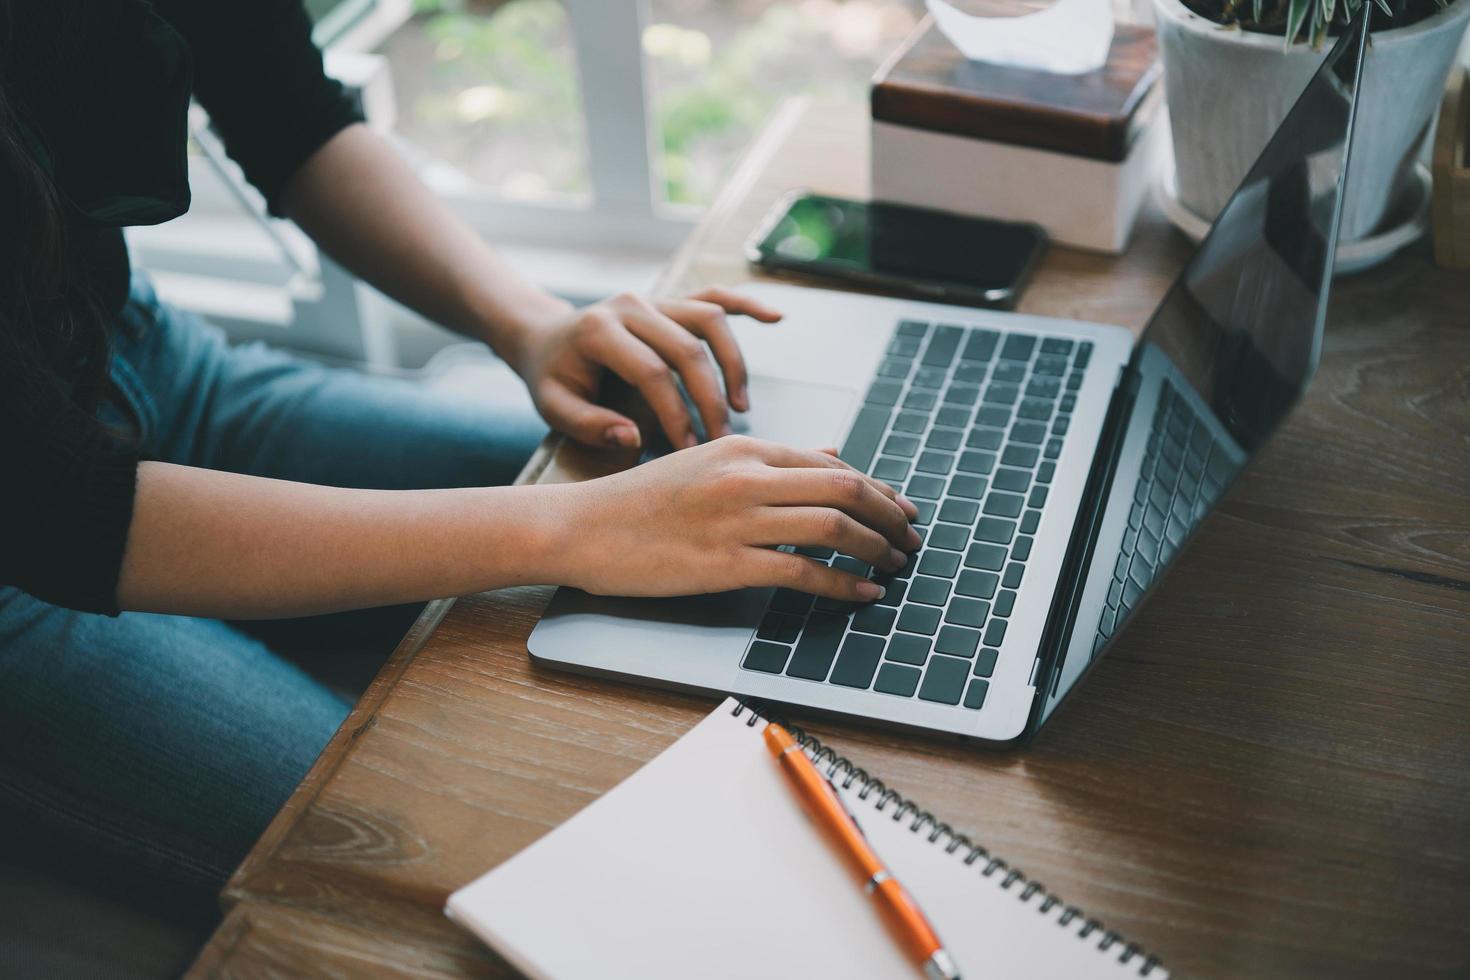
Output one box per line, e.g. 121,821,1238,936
1022,363,1140,738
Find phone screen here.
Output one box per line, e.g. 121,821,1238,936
751,193,1045,307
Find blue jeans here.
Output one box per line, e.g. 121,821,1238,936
0,277,545,903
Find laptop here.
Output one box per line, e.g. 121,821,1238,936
528,13,1369,745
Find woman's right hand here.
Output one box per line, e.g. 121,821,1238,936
548,436,921,602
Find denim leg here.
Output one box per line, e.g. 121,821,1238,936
0,587,349,900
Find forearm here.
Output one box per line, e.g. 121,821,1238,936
115,461,575,619
277,123,569,368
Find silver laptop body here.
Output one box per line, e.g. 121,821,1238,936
528,15,1368,744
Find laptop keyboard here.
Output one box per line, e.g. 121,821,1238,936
1092,382,1231,654
740,318,1095,711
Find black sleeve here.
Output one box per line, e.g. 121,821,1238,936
0,360,140,615
154,0,366,215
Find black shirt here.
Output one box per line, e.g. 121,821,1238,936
0,0,364,613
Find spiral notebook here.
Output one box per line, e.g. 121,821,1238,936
446,699,1166,979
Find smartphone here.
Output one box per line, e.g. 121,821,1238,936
745,191,1047,310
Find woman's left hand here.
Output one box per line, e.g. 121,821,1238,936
505,287,783,451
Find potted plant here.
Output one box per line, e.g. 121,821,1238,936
1154,0,1470,244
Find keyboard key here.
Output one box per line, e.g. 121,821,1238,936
908,575,952,606
786,614,847,680
1040,337,1074,355
1011,536,1033,561
887,550,918,580
883,434,920,458
840,406,890,471
965,542,1007,571
975,406,1010,428
1028,485,1048,509
914,367,947,388
922,325,963,367
874,662,921,697
888,335,921,357
945,598,988,628
892,411,928,434
743,640,791,673
984,492,1025,518
1122,578,1144,609
999,334,1036,361
815,596,858,614
877,580,906,606
897,319,928,337
1074,341,1093,367
1020,510,1040,534
864,380,902,407
925,427,963,451
1017,398,1054,421
982,618,1008,646
833,555,870,577
1037,462,1055,484
927,523,969,552
852,604,897,636
1003,562,1025,588
936,499,978,526
993,590,1017,617
872,457,910,483
917,451,956,475
948,475,987,499
935,406,972,429
903,390,937,412
770,589,812,615
918,656,969,705
1026,377,1062,399
886,633,931,665
1045,438,1064,459
983,383,1020,406
953,363,986,383
956,570,999,599
973,648,999,677
961,329,999,361
1010,421,1047,444
992,360,1026,383
829,635,884,688
956,450,997,475
759,612,804,643
963,678,990,709
913,500,936,526
907,475,945,499
1033,354,1068,376
943,384,980,407
1052,416,1070,436
916,551,961,579
897,603,942,635
993,467,1030,493
973,517,1015,544
878,357,913,379
966,427,1003,451
1060,394,1076,412
1066,371,1084,391
1002,444,1039,468
936,625,981,657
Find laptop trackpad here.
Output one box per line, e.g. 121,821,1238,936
529,376,860,679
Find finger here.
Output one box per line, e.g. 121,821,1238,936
688,286,784,323
753,506,906,573
753,467,920,552
536,379,642,449
747,549,885,602
619,305,732,441
656,299,750,413
580,316,698,450
750,442,920,520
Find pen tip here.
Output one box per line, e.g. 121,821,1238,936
923,950,961,980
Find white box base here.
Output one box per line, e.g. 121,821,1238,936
871,112,1162,254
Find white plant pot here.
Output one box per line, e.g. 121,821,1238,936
1153,0,1470,241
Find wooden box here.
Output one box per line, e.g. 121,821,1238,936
1431,67,1470,269
870,16,1162,254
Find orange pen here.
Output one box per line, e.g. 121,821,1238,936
764,722,961,980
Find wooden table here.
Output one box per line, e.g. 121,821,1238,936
189,101,1470,979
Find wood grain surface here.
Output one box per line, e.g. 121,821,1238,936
189,100,1470,980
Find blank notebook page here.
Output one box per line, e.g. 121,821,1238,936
447,699,1163,980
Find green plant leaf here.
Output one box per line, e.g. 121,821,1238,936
1285,0,1312,44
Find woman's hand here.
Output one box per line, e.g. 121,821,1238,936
505,287,782,451
547,436,922,602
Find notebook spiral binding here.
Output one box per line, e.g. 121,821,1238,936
732,700,1163,978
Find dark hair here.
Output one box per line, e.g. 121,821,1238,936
0,15,111,410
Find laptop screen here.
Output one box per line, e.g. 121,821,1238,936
1037,11,1369,727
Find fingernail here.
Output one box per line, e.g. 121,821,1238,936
905,527,922,550
604,424,640,448
896,493,919,516
683,430,699,449
888,547,906,569
856,581,885,601
734,385,749,411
